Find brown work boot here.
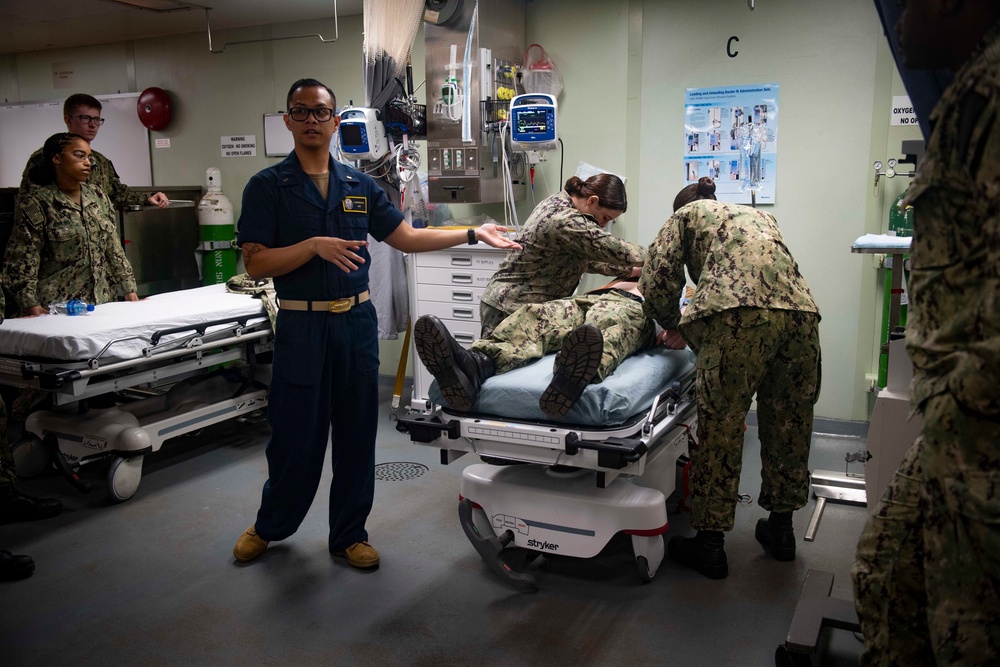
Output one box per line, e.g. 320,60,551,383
233,525,269,562
332,541,380,569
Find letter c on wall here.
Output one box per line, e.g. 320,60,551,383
727,36,739,58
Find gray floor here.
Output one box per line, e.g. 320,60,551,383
1,378,868,666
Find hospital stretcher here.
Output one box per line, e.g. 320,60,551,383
397,347,698,592
0,284,272,502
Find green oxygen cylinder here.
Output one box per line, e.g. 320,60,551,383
888,190,914,237
197,167,237,285
877,188,914,388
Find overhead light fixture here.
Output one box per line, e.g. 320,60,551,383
99,0,208,13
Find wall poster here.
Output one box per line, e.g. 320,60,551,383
683,83,779,204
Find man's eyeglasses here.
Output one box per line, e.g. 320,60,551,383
73,114,105,126
288,107,335,122
62,150,97,166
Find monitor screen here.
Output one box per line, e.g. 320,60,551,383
514,109,550,134
340,124,364,147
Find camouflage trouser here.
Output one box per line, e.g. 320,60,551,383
478,302,509,340
0,395,14,485
680,307,821,532
853,393,1000,666
472,291,655,381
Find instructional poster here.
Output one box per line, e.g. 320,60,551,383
683,83,779,204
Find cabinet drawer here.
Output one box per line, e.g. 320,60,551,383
416,283,484,306
419,300,480,324
416,249,506,272
416,266,495,288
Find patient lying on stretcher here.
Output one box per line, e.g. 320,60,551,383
415,279,688,419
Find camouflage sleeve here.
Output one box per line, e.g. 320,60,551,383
639,214,686,331
558,217,646,275
97,191,138,295
16,150,44,200
92,154,149,209
2,197,47,311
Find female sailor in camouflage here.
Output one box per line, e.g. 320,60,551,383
3,133,138,316
479,173,645,336
639,177,821,579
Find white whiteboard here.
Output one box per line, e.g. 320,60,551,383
263,113,293,157
0,93,151,188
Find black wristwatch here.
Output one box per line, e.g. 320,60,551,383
467,228,479,245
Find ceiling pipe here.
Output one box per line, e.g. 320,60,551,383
206,1,339,53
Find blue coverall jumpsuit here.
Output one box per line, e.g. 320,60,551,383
237,152,403,553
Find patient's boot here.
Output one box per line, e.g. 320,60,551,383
539,324,603,418
755,511,796,561
668,530,728,579
414,315,495,411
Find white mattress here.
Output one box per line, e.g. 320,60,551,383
0,284,267,363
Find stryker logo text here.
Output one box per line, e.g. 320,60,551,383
527,539,559,551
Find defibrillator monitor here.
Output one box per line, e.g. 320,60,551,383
338,107,388,161
509,93,558,152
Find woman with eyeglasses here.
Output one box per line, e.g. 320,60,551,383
2,132,138,317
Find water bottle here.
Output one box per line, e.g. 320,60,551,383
48,299,95,315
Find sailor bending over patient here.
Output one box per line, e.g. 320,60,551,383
415,279,660,419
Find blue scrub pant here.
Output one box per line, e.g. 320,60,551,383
254,301,380,552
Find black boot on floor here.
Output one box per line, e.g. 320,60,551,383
414,315,495,411
668,530,728,579
0,484,63,525
755,511,796,561
0,550,36,581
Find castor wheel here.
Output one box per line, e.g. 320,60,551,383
106,456,144,503
775,644,812,667
12,435,50,478
637,555,653,584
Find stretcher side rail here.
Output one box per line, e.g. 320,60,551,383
149,314,268,346
564,433,646,469
17,325,272,392
7,328,272,406
398,392,697,485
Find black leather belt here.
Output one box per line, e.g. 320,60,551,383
588,287,643,304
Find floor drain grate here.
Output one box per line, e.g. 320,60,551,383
375,461,429,481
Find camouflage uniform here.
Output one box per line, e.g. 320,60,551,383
3,183,137,313
472,288,655,380
639,200,821,531
0,290,13,486
852,23,1000,666
480,190,645,336
225,273,278,331
19,148,151,209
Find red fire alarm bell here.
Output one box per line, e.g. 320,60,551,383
137,87,172,131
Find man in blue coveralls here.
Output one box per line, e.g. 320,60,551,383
233,79,519,569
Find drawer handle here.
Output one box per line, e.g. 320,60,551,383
452,308,474,319
451,291,474,302
450,256,473,267
454,333,476,344
451,273,473,284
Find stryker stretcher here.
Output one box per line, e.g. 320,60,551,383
0,284,272,502
398,347,698,592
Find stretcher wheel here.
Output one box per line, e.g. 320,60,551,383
774,645,812,667
107,456,144,503
12,435,50,478
636,556,653,584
